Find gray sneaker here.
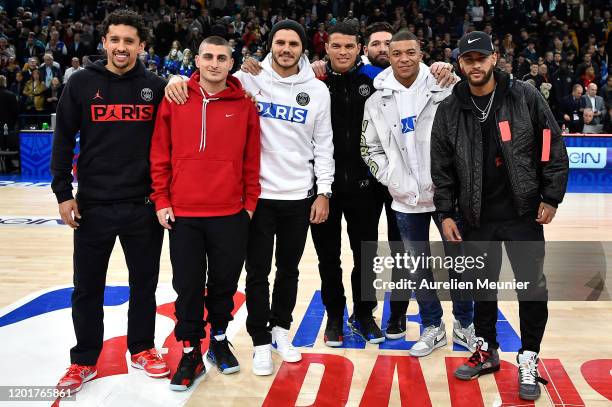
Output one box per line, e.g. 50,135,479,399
453,320,477,353
409,322,447,357
454,339,500,380
517,351,548,400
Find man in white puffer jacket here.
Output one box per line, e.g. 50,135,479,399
361,30,477,357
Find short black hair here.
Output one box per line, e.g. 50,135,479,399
390,31,419,45
327,22,360,43
364,22,394,46
102,9,148,43
199,35,232,55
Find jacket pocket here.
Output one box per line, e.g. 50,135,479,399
387,159,419,206
171,159,240,207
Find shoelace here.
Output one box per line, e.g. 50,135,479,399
518,358,548,385
254,347,271,363
467,341,490,367
274,329,295,350
65,364,90,378
141,349,163,365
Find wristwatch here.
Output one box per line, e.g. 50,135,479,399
318,192,332,199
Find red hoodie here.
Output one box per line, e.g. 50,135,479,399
150,71,261,217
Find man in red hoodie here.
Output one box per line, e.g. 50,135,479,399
150,36,261,391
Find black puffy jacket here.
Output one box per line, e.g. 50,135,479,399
323,59,379,194
431,70,569,228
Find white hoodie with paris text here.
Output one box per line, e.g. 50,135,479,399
233,54,334,200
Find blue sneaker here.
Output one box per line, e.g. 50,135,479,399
206,331,240,375
348,314,385,344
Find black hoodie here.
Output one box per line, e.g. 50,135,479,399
51,59,166,206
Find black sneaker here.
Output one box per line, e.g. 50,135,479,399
385,314,407,339
207,334,240,375
517,351,548,400
348,314,385,344
169,345,205,391
454,339,500,380
324,316,344,347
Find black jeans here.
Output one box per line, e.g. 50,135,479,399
170,211,249,343
71,202,163,365
245,198,311,346
311,188,378,319
465,215,548,353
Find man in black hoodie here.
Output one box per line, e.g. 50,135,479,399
52,10,168,394
431,31,569,402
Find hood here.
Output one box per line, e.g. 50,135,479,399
452,69,511,111
373,62,430,91
260,53,315,84
85,58,147,79
185,71,246,153
187,70,246,100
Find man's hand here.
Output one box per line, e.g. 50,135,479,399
563,114,571,122
58,199,81,229
311,60,326,79
241,57,262,75
310,195,329,224
441,218,462,242
156,207,175,229
164,76,189,104
246,209,253,219
430,62,457,87
536,202,557,224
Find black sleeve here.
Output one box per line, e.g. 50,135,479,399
525,83,569,207
431,101,458,219
50,75,81,203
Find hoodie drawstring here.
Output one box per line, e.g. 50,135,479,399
199,88,219,152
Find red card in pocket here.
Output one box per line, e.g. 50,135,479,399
498,120,512,142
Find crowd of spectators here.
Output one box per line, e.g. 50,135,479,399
0,0,611,134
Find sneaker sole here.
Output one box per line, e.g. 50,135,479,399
205,352,241,375
169,369,205,391
519,391,541,401
324,340,343,347
385,331,406,340
271,346,302,362
130,361,170,378
348,322,386,344
454,364,501,380
409,337,447,357
252,366,274,376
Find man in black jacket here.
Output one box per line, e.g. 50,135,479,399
431,31,568,402
52,10,169,394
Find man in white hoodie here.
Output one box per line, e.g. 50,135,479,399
164,20,334,376
361,31,476,357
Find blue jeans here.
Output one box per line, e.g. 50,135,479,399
393,211,473,328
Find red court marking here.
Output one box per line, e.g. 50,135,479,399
360,355,431,407
494,360,535,406
499,121,512,142
445,357,485,407
263,353,354,407
542,129,551,162
539,358,585,406
581,359,612,401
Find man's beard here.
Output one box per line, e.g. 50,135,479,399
369,53,390,69
467,65,495,87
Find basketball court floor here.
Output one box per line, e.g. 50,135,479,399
0,179,611,406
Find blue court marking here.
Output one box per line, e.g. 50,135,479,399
0,286,130,327
293,290,521,351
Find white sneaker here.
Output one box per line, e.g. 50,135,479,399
409,321,447,357
271,326,302,362
252,344,274,376
453,320,477,353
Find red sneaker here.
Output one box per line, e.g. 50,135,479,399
57,364,97,393
131,348,170,378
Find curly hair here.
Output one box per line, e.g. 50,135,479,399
102,9,148,43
